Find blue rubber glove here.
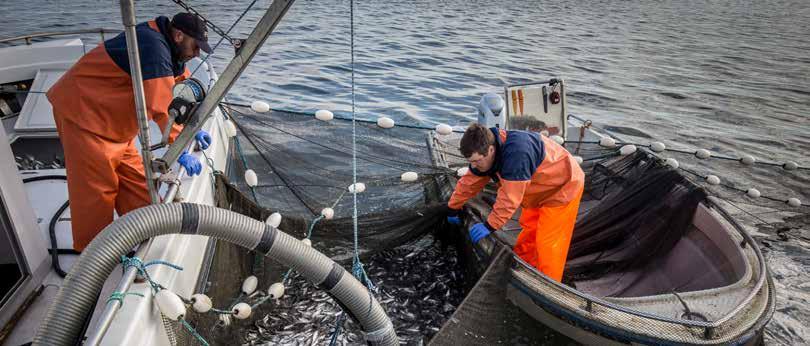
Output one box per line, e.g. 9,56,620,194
178,151,202,176
195,130,212,150
469,223,492,244
447,208,461,225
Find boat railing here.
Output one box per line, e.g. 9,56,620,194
0,28,121,45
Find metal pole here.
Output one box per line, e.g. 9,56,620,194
120,0,159,204
155,0,296,173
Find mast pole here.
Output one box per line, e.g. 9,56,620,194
120,0,160,204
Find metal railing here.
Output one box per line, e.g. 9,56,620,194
0,28,120,45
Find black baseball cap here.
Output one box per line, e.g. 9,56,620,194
171,12,213,54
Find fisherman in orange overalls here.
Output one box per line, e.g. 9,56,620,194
446,123,584,282
47,13,214,251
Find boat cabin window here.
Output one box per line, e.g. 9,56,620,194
0,198,26,307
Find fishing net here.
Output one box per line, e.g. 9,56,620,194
219,104,454,260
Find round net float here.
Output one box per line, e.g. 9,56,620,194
232,302,252,320
746,188,761,198
550,135,565,145
301,238,312,247
155,289,186,321
598,137,616,148
242,275,258,295
783,161,799,171
266,212,282,228
348,182,366,193
665,158,679,169
245,169,258,187
540,130,550,136
267,282,285,299
377,117,395,129
401,171,418,182
315,109,334,121
224,119,238,138
321,207,334,220
573,156,584,164
787,198,802,207
250,100,270,113
706,175,721,185
650,142,666,153
456,166,469,177
436,124,453,135
190,294,212,313
320,207,334,220
740,154,756,165
695,149,711,159
619,145,637,156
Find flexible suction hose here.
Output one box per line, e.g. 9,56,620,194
33,203,397,345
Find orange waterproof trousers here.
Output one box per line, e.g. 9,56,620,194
55,114,151,252
513,185,583,282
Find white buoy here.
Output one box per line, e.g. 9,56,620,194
695,149,711,159
302,238,312,247
190,294,212,313
787,198,802,207
155,290,186,321
783,161,799,171
401,171,418,182
550,135,565,145
267,282,285,299
245,169,258,187
706,175,721,185
599,137,616,148
251,100,270,113
740,154,756,165
619,145,637,156
573,156,584,164
348,182,366,193
436,124,453,135
377,117,395,129
242,276,258,295
321,207,334,220
650,142,666,153
456,167,469,177
232,302,252,320
315,109,334,121
665,158,679,169
540,130,550,136
224,119,238,138
746,188,761,198
266,212,282,228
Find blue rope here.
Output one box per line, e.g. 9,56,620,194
180,318,210,346
106,291,144,305
120,256,183,292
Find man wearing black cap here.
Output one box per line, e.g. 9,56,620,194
46,12,214,251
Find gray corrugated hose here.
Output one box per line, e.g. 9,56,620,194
33,203,397,345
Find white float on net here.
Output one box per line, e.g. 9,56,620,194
377,117,395,129
401,171,418,182
268,282,285,299
599,137,616,148
695,149,711,159
321,207,335,220
550,135,565,145
302,238,312,247
315,109,334,121
740,154,756,165
266,212,282,228
436,124,453,135
232,302,252,319
787,198,802,207
224,119,238,138
251,100,270,113
783,161,798,171
706,175,721,185
457,167,469,177
245,169,258,187
348,182,366,193
242,276,258,295
619,145,637,156
190,294,212,313
746,188,761,198
155,290,186,321
650,142,666,153
665,158,679,169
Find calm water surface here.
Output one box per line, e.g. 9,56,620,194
1,0,808,344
